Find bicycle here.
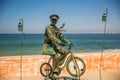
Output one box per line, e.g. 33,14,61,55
40,46,86,80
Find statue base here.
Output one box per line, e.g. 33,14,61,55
44,76,78,80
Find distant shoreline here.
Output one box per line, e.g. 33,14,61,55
1,49,120,56
0,50,120,57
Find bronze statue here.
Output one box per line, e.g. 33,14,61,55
41,14,72,78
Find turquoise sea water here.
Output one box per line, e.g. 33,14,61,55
0,34,120,56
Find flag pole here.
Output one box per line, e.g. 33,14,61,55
99,8,108,80
18,19,24,80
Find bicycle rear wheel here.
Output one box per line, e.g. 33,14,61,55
40,63,52,77
66,57,86,77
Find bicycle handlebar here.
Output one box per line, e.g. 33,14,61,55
68,45,72,50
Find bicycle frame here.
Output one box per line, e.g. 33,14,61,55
47,49,76,71
59,49,80,80
59,50,74,69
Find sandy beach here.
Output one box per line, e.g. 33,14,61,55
0,52,120,80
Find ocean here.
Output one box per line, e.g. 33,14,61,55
0,34,120,56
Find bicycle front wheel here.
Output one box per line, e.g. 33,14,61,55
40,63,52,77
66,57,86,77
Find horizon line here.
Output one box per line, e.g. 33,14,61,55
0,32,120,34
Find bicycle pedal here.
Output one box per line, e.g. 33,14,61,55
44,76,51,80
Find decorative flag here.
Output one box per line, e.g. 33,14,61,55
18,19,23,31
102,9,108,22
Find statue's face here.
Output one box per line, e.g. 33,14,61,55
51,19,57,25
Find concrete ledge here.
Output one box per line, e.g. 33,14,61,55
0,52,120,79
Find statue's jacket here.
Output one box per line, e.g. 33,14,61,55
41,24,71,55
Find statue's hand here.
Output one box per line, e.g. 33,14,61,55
60,42,66,46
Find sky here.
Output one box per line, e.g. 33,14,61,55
0,0,120,34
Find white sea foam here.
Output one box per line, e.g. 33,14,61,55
104,49,120,52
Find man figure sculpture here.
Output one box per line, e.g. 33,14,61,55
41,14,72,78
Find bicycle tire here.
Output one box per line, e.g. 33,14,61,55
40,63,52,77
66,57,86,77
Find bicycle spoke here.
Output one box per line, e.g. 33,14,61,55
66,57,86,77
